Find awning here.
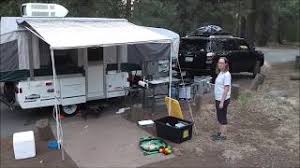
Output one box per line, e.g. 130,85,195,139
17,18,173,50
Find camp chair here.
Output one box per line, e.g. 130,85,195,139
164,97,184,119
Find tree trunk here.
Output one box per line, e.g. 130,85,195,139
240,16,247,38
235,0,241,36
78,0,92,17
277,17,283,44
250,74,265,91
246,0,257,47
176,0,191,36
125,0,132,19
256,2,272,46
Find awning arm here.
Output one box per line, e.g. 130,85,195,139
50,48,65,160
23,25,47,43
168,44,173,116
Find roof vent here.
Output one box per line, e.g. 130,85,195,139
21,3,68,17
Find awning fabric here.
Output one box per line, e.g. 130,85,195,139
17,18,174,50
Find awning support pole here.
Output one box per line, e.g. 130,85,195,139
168,44,173,116
50,48,64,160
117,45,121,72
28,34,34,79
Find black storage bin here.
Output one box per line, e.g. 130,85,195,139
154,116,193,143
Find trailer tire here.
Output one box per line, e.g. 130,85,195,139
61,104,78,116
3,82,15,103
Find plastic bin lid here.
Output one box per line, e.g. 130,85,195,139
13,131,34,142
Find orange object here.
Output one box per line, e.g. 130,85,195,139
159,148,163,153
59,114,65,120
164,97,184,119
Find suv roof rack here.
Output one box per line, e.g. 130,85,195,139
209,35,234,38
187,25,231,37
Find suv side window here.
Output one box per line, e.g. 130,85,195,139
223,39,239,51
211,39,239,52
237,40,250,51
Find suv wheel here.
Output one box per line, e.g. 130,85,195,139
252,61,261,78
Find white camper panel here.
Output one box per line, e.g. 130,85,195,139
16,74,86,109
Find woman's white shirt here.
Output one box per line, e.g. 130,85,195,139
214,71,231,101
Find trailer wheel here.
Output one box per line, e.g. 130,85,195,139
3,82,15,103
61,105,78,116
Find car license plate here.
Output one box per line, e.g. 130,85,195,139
185,57,193,62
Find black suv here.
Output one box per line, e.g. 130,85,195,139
177,35,264,77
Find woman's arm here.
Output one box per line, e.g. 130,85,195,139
219,85,230,109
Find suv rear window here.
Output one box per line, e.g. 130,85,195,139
211,39,239,52
236,40,250,50
180,39,210,53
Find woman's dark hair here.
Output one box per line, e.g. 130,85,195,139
216,57,230,74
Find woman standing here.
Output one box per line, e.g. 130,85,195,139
211,57,231,141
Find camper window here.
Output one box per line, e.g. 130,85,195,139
88,47,103,62
39,40,51,67
54,49,78,66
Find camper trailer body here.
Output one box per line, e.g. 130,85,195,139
0,10,179,114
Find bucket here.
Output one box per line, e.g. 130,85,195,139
171,85,178,99
178,84,191,100
48,140,60,150
193,76,212,95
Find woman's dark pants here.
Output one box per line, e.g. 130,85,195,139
215,99,230,125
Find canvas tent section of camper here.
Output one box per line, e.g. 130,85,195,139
0,17,31,81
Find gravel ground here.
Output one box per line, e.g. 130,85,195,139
1,52,299,168
0,138,77,168
141,62,300,168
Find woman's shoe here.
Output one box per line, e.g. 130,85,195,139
212,135,227,141
210,132,221,139
210,132,221,138
218,135,227,141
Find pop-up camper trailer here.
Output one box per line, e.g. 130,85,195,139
0,5,179,115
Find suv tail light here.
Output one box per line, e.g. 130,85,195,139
15,87,22,94
45,81,53,86
206,52,215,64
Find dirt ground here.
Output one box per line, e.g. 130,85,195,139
1,62,298,168
141,62,300,168
1,137,77,167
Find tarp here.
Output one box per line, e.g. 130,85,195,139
17,18,174,50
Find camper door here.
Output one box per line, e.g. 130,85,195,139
87,47,105,100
